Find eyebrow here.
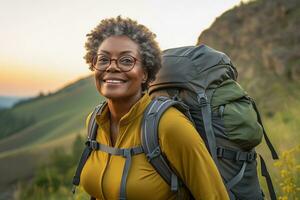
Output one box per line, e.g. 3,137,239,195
97,50,136,55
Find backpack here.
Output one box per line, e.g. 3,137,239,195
146,45,279,199
72,45,278,200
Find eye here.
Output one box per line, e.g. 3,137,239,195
97,56,110,64
119,56,135,66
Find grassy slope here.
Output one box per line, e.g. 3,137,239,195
0,75,104,190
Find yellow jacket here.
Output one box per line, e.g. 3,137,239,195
81,93,229,200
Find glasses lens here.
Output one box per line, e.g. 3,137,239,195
118,56,135,71
94,56,110,70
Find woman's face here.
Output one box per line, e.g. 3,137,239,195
94,35,147,102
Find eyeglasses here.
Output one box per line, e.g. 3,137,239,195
92,54,139,72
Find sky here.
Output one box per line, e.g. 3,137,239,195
0,0,243,97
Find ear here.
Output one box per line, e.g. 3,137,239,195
142,70,148,83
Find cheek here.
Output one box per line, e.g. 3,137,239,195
94,73,102,92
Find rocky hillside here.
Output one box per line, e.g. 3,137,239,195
197,0,300,113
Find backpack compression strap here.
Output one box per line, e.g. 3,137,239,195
72,102,106,198
249,98,278,200
141,97,192,194
249,98,279,160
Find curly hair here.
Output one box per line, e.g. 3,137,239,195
84,16,162,91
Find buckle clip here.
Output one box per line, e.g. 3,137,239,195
122,148,132,158
216,147,224,158
197,93,208,107
89,140,98,150
146,146,161,161
235,151,241,161
247,152,257,162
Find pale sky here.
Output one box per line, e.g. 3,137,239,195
0,0,242,97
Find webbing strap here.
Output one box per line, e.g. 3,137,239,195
216,147,254,189
120,149,133,200
88,102,107,140
250,99,279,160
226,161,247,189
72,147,92,188
197,93,217,162
216,147,257,162
87,140,144,200
72,103,106,195
260,155,277,200
86,140,144,155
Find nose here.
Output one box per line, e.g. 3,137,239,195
106,59,120,72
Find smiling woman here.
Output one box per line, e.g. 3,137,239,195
94,35,147,104
73,16,229,200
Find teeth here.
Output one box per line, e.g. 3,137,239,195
105,80,123,83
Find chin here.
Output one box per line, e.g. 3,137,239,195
101,91,129,100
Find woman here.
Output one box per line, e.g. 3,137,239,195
80,16,229,200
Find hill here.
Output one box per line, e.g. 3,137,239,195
197,0,300,114
0,75,104,196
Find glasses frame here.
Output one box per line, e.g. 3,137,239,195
92,54,139,72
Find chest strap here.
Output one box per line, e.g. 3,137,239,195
86,140,144,200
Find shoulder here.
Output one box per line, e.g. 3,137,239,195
159,106,193,129
158,106,202,146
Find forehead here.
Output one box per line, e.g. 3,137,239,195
97,35,140,55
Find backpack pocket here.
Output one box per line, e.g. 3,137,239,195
220,97,263,150
212,80,263,150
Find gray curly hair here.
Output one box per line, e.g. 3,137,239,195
84,16,162,90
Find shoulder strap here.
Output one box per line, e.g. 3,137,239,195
141,97,190,192
248,97,279,160
88,102,107,140
72,102,106,194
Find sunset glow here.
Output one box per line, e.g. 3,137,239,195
0,0,242,97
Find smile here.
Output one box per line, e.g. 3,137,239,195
103,79,126,83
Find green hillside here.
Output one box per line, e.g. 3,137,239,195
1,0,299,199
197,0,300,114
0,75,104,196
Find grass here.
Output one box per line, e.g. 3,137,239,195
0,75,105,196
0,74,299,199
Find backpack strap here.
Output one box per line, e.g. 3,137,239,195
197,92,218,163
72,102,106,196
259,155,277,200
247,97,278,200
248,98,279,159
216,147,257,190
141,97,191,193
86,140,144,200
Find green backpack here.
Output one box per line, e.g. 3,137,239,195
72,45,278,200
146,45,279,199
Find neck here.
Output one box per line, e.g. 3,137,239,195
107,92,143,123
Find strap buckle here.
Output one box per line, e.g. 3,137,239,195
146,146,161,161
88,140,98,150
247,152,257,162
122,148,132,158
216,147,224,158
235,151,241,161
197,93,208,107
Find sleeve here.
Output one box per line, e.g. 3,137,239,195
158,107,229,200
